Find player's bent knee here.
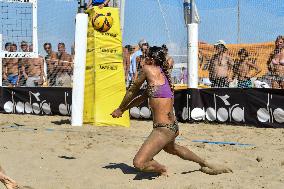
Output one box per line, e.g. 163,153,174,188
163,145,178,155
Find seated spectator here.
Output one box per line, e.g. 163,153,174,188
234,48,261,88
44,43,58,86
87,0,110,9
55,43,73,87
22,45,45,87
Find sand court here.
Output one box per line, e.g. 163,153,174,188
0,114,284,189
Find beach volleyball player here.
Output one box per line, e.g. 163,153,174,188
111,46,232,176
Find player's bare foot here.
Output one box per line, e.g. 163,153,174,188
200,161,232,175
159,165,168,177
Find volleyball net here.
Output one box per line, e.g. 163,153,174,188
0,0,77,87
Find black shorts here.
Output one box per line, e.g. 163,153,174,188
211,77,229,88
92,3,108,6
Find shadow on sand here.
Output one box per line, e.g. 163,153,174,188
51,119,71,125
103,163,160,180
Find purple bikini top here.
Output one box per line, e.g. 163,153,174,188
147,69,173,98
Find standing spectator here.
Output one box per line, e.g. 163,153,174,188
3,44,20,86
162,44,174,71
208,40,234,88
55,43,73,87
179,67,188,84
20,41,29,52
135,40,149,80
267,35,284,89
127,40,144,87
123,45,133,82
234,48,261,88
18,41,29,86
4,42,11,51
87,0,110,9
2,43,11,85
22,45,45,87
44,43,58,86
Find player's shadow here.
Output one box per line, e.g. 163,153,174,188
51,119,71,125
103,163,160,180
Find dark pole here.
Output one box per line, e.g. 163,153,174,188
79,0,86,13
190,0,194,24
237,0,240,43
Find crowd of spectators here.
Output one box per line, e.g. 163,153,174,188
198,36,284,89
2,35,283,89
123,39,174,88
123,36,284,89
2,41,74,87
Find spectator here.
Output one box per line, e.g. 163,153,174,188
10,44,17,52
3,44,20,86
18,41,30,86
162,44,174,71
22,44,45,87
2,43,12,86
267,35,284,89
44,43,58,86
180,67,188,84
20,41,29,52
123,45,133,82
135,40,149,80
234,48,261,88
55,42,73,87
127,39,144,87
4,42,11,51
208,40,234,88
87,0,110,9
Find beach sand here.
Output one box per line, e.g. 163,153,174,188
0,114,283,189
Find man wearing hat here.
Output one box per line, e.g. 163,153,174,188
127,39,149,87
208,40,234,88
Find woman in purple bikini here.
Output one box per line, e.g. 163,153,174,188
111,46,232,176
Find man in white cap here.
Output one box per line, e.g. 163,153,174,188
208,40,234,88
127,39,149,87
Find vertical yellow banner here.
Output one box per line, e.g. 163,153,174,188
84,7,130,127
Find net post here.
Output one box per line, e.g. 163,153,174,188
32,0,38,57
187,23,198,88
120,0,126,35
184,0,199,88
71,2,88,127
0,34,2,86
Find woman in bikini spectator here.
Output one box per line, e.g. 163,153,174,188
267,35,284,89
111,46,232,176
